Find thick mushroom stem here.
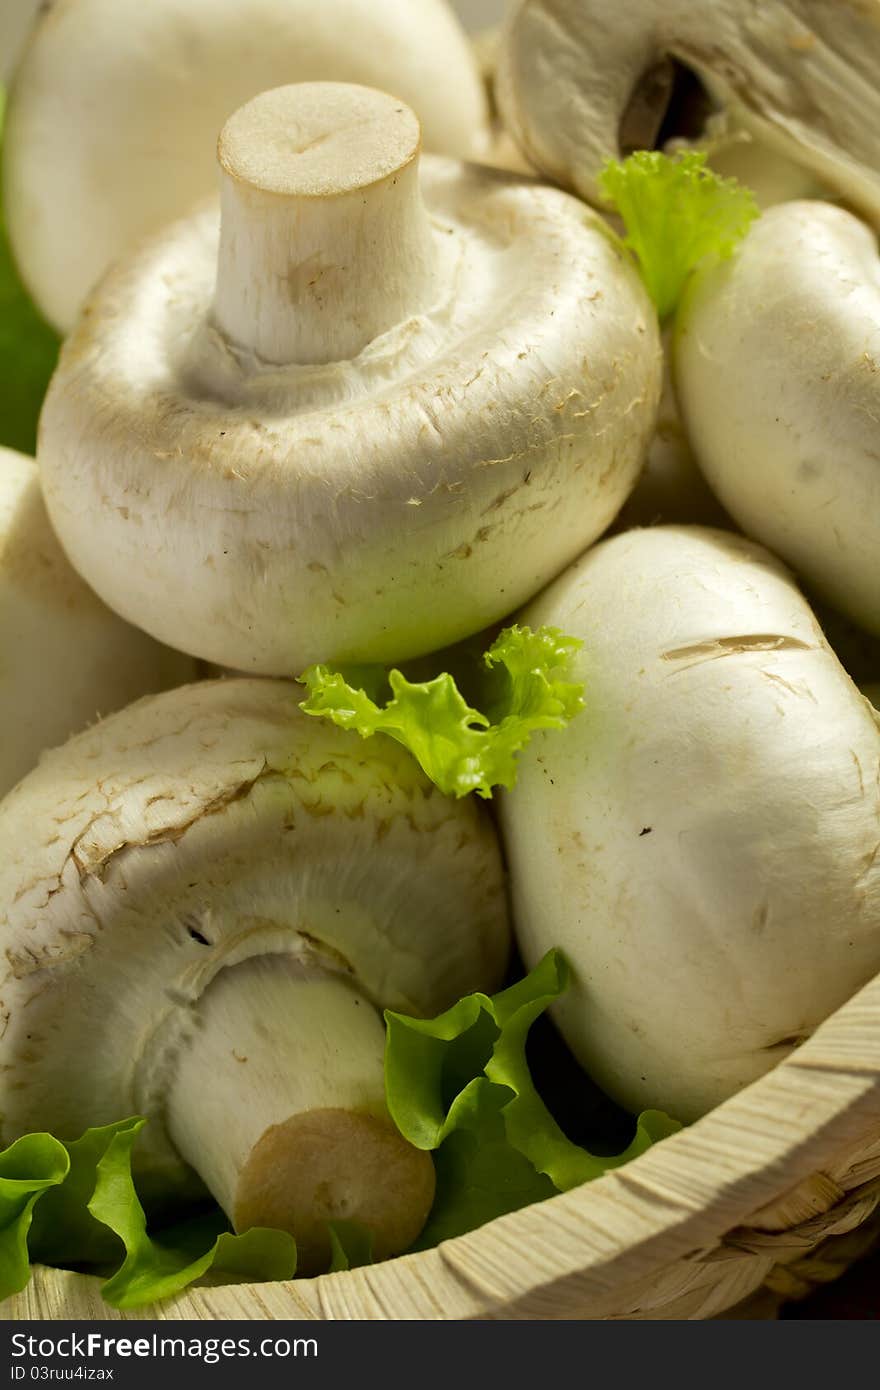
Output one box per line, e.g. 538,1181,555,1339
165,955,436,1274
212,83,437,366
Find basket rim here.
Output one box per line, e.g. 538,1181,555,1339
9,967,880,1320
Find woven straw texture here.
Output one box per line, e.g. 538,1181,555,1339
4,965,880,1321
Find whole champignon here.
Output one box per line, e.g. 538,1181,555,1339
38,82,661,676
0,445,194,796
500,526,880,1123
674,201,880,636
3,0,491,332
0,677,509,1273
496,0,880,219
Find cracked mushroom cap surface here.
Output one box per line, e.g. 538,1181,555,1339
497,0,880,221
38,84,662,676
4,0,491,333
0,676,509,1209
0,446,195,796
500,525,880,1123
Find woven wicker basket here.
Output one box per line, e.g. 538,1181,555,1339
5,966,880,1322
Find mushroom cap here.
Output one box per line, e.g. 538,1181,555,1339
4,0,491,332
0,446,195,796
497,0,880,220
674,200,880,636
0,676,509,1207
500,525,880,1122
38,155,661,675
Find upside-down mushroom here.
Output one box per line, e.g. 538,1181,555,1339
674,201,880,636
0,445,194,796
496,0,880,219
4,0,491,332
38,82,661,675
500,526,880,1123
0,678,509,1273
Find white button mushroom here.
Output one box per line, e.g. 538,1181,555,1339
499,526,880,1123
4,0,491,333
497,0,880,219
0,445,195,797
674,201,880,636
0,677,509,1272
38,83,661,676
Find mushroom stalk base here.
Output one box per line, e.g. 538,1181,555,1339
166,954,435,1274
213,83,437,366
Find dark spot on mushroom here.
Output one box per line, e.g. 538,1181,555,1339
620,56,718,155
762,1032,810,1051
188,927,211,946
639,827,652,836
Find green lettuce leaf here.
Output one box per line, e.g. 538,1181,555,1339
299,625,584,799
88,1120,297,1309
0,1133,69,1299
327,1220,375,1273
28,1118,142,1268
599,150,759,320
0,88,61,455
386,952,680,1246
412,1081,558,1250
4,1117,296,1310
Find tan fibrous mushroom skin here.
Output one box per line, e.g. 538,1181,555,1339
497,0,880,221
0,446,195,797
4,0,491,333
500,526,880,1123
674,201,880,636
38,83,661,676
0,678,509,1273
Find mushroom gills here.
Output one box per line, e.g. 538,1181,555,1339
619,56,719,156
0,679,508,1274
167,955,435,1275
497,0,880,219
